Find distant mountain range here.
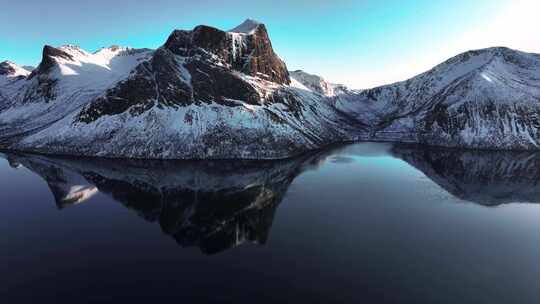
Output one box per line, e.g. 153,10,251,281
2,19,540,159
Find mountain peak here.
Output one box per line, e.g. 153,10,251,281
42,45,75,62
229,18,262,34
27,45,75,78
164,20,289,85
0,60,31,77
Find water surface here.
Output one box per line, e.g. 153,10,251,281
1,142,540,303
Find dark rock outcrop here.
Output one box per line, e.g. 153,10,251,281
165,20,290,85
239,24,290,85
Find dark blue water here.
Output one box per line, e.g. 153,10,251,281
2,142,540,303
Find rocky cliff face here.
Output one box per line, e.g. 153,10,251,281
165,19,289,85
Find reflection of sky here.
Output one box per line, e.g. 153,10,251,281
2,1,538,88
326,142,419,175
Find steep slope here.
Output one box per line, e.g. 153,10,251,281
336,47,540,149
0,20,355,159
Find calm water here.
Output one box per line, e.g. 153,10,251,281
2,142,540,303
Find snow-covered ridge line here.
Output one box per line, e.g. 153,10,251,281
2,19,540,159
334,46,540,150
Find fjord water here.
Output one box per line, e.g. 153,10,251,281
1,143,540,303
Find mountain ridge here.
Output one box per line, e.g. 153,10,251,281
1,20,540,159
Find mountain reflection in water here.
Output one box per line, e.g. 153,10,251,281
392,145,540,206
3,143,540,254
1,149,329,255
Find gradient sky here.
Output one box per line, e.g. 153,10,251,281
1,0,538,88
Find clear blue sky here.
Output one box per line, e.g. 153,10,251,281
1,0,536,88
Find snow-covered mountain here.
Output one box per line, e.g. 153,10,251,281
336,47,540,149
2,19,540,159
0,45,154,142
0,20,355,159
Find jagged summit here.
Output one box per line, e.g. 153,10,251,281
229,18,262,34
164,20,290,84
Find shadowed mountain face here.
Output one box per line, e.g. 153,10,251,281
392,144,540,206
1,149,331,254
